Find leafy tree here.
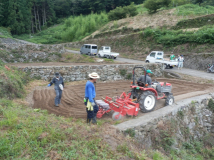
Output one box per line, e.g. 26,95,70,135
108,2,137,20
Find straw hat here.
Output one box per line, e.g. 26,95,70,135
89,72,100,79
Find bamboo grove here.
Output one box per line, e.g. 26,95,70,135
0,0,145,35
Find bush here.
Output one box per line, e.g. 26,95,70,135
0,60,31,99
144,0,162,13
208,99,214,112
62,12,108,42
108,3,138,21
142,27,214,46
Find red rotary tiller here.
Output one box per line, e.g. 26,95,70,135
96,66,174,121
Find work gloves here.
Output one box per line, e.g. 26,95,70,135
47,84,51,87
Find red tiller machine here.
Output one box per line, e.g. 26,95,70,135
96,66,174,121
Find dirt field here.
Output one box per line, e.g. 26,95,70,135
32,78,214,120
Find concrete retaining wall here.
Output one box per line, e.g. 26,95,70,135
116,93,214,149
19,63,163,82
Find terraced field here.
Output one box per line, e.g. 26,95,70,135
33,79,213,119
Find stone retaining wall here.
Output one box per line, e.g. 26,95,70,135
184,54,214,71
19,64,163,82
0,43,65,63
116,93,214,149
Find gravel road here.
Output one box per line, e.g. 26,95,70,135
66,49,145,64
167,67,214,80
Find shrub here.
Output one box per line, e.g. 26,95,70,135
119,69,127,76
144,0,162,13
108,3,138,21
208,99,214,112
0,60,31,99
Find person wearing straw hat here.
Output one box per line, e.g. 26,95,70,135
84,72,100,124
47,72,64,107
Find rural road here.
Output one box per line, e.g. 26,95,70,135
66,49,145,64
167,67,214,80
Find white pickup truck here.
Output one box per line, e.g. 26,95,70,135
98,46,119,59
145,51,178,69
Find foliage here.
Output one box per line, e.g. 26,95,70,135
126,73,132,80
172,14,214,30
142,26,214,47
175,4,214,16
0,0,144,35
0,99,151,159
15,12,108,43
208,99,214,112
144,0,172,13
119,69,127,76
170,0,191,7
0,60,31,99
62,12,108,42
143,0,162,13
0,27,12,38
14,25,64,44
124,129,135,137
108,3,138,21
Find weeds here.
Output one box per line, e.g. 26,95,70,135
208,99,214,112
175,4,214,16
177,110,184,119
119,69,127,76
124,128,135,137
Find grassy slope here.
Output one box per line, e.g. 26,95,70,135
80,4,214,59
0,27,13,38
0,97,157,160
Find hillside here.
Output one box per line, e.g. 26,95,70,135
64,4,214,60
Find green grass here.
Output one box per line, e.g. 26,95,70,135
0,27,13,38
136,4,148,14
0,60,31,99
13,25,64,44
175,4,214,16
0,99,150,159
142,26,214,47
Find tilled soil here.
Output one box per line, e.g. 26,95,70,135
32,78,213,119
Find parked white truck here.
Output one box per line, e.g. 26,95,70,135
98,46,119,59
145,51,178,69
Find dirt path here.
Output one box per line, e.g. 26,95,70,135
32,78,214,120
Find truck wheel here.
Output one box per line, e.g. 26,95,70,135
114,57,116,59
139,91,156,113
112,112,122,121
146,60,149,63
170,66,173,69
80,51,82,54
98,54,101,58
165,94,174,106
107,55,110,59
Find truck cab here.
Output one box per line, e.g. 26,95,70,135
145,51,164,63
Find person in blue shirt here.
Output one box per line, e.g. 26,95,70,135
47,72,64,107
85,72,100,124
